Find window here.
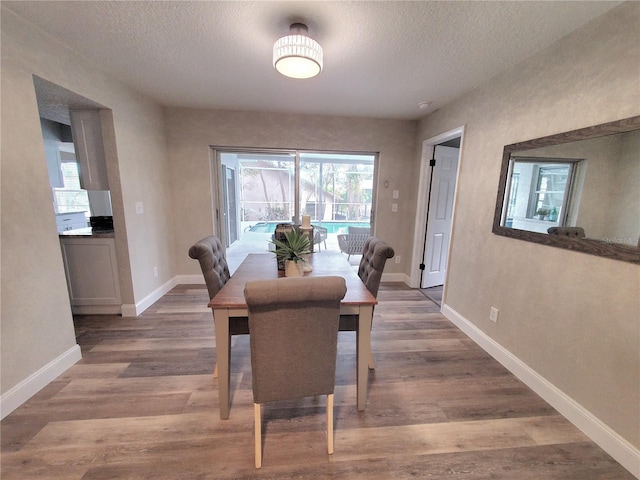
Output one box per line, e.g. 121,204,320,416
53,158,89,216
503,157,581,233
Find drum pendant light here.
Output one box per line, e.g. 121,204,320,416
273,23,323,79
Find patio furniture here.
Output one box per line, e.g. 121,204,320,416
313,225,328,251
337,226,371,259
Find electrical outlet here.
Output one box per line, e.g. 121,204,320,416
153,266,158,278
392,203,398,212
393,190,399,199
135,201,144,214
395,255,401,264
490,306,499,323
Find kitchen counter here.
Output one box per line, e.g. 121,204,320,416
59,227,115,238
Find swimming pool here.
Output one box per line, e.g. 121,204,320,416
247,221,370,234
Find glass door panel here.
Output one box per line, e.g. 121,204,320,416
299,152,375,229
216,149,377,271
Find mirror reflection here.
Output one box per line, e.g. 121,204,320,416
493,116,640,263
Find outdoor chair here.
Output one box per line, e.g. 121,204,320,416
313,225,328,251
244,276,347,468
188,235,249,377
337,226,371,259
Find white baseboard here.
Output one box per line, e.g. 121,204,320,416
121,276,180,317
0,344,82,420
381,272,410,284
442,304,639,478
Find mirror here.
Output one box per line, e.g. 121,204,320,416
493,116,640,264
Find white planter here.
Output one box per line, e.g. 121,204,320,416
285,260,304,277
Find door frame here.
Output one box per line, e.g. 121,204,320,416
410,126,465,289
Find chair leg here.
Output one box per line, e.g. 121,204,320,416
213,363,218,378
254,403,262,468
327,394,334,455
368,351,375,370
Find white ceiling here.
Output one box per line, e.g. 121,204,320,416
5,1,622,121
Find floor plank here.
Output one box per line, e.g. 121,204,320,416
1,283,633,479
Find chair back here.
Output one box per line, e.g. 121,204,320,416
188,235,231,299
547,226,586,238
244,276,347,404
357,237,395,297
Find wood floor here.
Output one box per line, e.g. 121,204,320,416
1,283,633,479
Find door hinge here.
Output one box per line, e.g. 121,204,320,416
429,159,436,167
419,263,425,270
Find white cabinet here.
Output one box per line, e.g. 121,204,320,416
56,212,88,233
69,109,110,190
60,237,121,314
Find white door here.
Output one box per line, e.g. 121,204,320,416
421,146,459,288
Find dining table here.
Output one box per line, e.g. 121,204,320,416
208,251,377,419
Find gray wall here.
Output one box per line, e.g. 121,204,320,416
417,2,639,448
1,7,172,395
164,108,417,278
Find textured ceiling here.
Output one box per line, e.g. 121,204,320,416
4,1,622,121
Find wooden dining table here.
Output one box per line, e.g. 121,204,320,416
208,251,377,419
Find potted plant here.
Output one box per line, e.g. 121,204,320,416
271,229,311,277
536,208,550,220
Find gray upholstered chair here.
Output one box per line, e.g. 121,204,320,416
337,226,371,259
188,235,249,377
340,236,395,368
244,276,347,469
547,226,586,238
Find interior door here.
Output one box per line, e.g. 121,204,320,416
421,145,459,288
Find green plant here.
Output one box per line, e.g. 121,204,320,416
271,229,311,264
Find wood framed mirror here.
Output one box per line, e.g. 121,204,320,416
492,116,640,264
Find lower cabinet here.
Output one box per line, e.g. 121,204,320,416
60,237,121,314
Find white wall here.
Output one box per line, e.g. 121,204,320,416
417,1,639,453
1,7,172,406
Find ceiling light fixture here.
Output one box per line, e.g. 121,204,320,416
273,23,323,79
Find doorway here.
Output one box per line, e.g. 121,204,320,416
411,127,464,305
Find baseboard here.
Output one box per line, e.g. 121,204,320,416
121,276,180,317
0,344,82,420
381,272,410,284
441,303,639,478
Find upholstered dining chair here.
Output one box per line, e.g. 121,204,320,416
244,276,347,469
547,226,586,238
188,235,249,377
340,236,395,369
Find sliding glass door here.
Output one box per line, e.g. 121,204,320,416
213,148,377,270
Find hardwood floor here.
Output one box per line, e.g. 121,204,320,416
1,283,632,479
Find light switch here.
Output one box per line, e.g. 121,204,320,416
392,203,398,212
135,201,144,215
393,190,399,199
